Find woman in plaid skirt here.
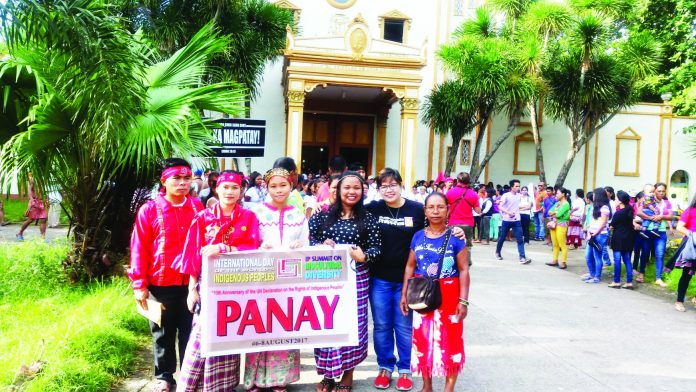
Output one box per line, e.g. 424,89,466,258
309,172,382,392
173,171,261,392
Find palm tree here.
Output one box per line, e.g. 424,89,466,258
544,28,662,186
518,0,572,183
121,0,295,100
0,0,246,281
421,81,476,175
440,6,533,181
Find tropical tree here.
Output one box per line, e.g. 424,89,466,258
118,0,295,99
629,0,696,115
0,0,246,281
543,8,662,186
519,0,572,182
434,6,534,181
421,81,476,175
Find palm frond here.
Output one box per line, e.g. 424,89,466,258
616,31,662,81
453,7,497,39
146,21,229,88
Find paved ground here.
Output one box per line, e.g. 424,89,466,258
0,222,69,243
10,226,691,392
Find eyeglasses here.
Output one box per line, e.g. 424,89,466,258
379,184,400,191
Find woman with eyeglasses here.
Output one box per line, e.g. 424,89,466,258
365,168,425,391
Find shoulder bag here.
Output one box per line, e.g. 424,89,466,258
407,229,452,314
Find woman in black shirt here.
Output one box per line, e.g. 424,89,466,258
609,191,636,289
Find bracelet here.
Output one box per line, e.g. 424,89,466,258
458,298,470,306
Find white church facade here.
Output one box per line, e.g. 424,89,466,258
240,0,695,202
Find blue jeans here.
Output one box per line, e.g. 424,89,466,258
586,233,609,278
369,277,413,374
612,250,633,283
602,242,612,265
639,231,667,279
534,211,545,239
496,220,526,259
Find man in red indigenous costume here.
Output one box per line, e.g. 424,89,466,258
129,158,204,392
173,170,260,392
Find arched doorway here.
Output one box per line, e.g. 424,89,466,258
669,169,690,209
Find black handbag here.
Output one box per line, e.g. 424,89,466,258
407,230,451,314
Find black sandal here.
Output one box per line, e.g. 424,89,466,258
317,378,336,392
334,385,352,391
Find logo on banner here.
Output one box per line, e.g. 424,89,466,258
277,258,301,278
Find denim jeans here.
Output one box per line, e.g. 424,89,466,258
369,277,413,374
496,220,526,259
640,231,667,279
585,233,609,279
148,285,193,384
612,250,633,283
534,211,545,239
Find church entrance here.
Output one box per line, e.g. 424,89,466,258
301,113,374,174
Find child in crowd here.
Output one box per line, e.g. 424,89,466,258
639,192,660,238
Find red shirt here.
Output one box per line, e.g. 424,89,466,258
446,185,480,226
128,195,204,290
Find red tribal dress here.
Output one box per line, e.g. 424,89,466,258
173,203,260,392
409,230,467,377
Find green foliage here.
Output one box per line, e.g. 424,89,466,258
120,0,295,99
629,0,696,114
0,242,148,390
544,50,633,128
0,1,246,281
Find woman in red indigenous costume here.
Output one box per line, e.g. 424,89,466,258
173,171,260,392
400,192,470,392
243,168,309,392
129,159,204,392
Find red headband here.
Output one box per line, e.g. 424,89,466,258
161,166,192,181
217,172,243,186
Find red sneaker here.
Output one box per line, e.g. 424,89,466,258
396,375,413,391
373,370,391,389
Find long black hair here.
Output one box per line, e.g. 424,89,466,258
248,171,262,190
616,191,634,219
592,187,611,219
323,171,368,232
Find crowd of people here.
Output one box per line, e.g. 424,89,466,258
129,156,472,392
127,154,695,392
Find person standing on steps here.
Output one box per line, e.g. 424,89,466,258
128,158,204,392
495,179,531,264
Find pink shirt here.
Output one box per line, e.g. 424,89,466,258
316,182,330,203
446,185,480,226
499,192,522,222
680,207,696,232
128,195,204,290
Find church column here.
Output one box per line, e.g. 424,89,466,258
399,96,419,188
376,116,388,172
286,86,306,172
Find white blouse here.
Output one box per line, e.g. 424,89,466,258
250,202,310,248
